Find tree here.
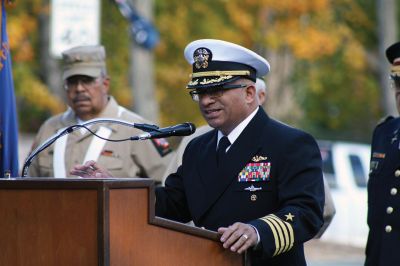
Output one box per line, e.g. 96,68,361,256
6,1,64,132
155,0,381,141
7,0,390,142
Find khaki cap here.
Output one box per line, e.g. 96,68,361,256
62,45,106,80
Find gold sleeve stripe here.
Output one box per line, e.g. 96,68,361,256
284,219,294,252
190,70,251,78
268,216,289,255
271,214,294,254
270,214,294,253
260,217,280,256
259,214,295,256
265,216,286,256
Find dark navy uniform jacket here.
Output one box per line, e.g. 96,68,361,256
366,116,400,266
156,108,324,266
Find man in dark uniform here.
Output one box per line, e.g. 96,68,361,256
365,42,400,266
154,39,325,265
71,39,324,265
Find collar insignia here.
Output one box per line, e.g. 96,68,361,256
392,129,399,144
193,47,211,69
252,155,268,162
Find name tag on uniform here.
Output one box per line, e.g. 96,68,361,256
372,152,385,159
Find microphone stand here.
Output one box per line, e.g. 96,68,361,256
21,118,152,178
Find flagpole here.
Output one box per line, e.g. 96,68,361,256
0,1,3,43
130,0,158,123
114,0,159,122
0,0,19,177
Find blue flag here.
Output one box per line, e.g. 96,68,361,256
114,0,159,50
0,0,19,177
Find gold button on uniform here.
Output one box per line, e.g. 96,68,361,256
387,207,394,214
250,194,257,201
385,225,392,233
390,188,398,195
395,169,400,177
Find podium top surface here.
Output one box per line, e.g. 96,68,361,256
0,177,154,189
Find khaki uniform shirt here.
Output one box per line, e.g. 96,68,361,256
28,97,173,182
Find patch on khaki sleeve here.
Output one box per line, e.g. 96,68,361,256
151,138,172,157
259,214,294,257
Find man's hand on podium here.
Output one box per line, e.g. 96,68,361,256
218,222,258,254
70,160,113,178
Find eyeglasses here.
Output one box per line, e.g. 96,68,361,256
64,76,99,91
189,84,248,102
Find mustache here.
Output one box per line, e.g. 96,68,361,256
72,95,91,103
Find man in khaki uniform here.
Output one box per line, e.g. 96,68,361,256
28,45,173,182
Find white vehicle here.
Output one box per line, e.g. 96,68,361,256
317,140,371,247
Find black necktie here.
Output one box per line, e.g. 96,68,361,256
217,136,231,164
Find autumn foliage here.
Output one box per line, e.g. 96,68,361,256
7,0,381,141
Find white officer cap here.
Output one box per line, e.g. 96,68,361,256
184,39,270,89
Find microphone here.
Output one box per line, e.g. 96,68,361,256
132,122,196,140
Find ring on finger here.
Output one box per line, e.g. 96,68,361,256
242,234,248,240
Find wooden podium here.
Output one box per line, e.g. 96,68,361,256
0,178,246,266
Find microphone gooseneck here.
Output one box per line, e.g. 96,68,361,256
21,119,196,178
21,118,137,178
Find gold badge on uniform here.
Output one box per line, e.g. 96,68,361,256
252,155,268,162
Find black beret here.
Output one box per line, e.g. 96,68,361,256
386,42,400,64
